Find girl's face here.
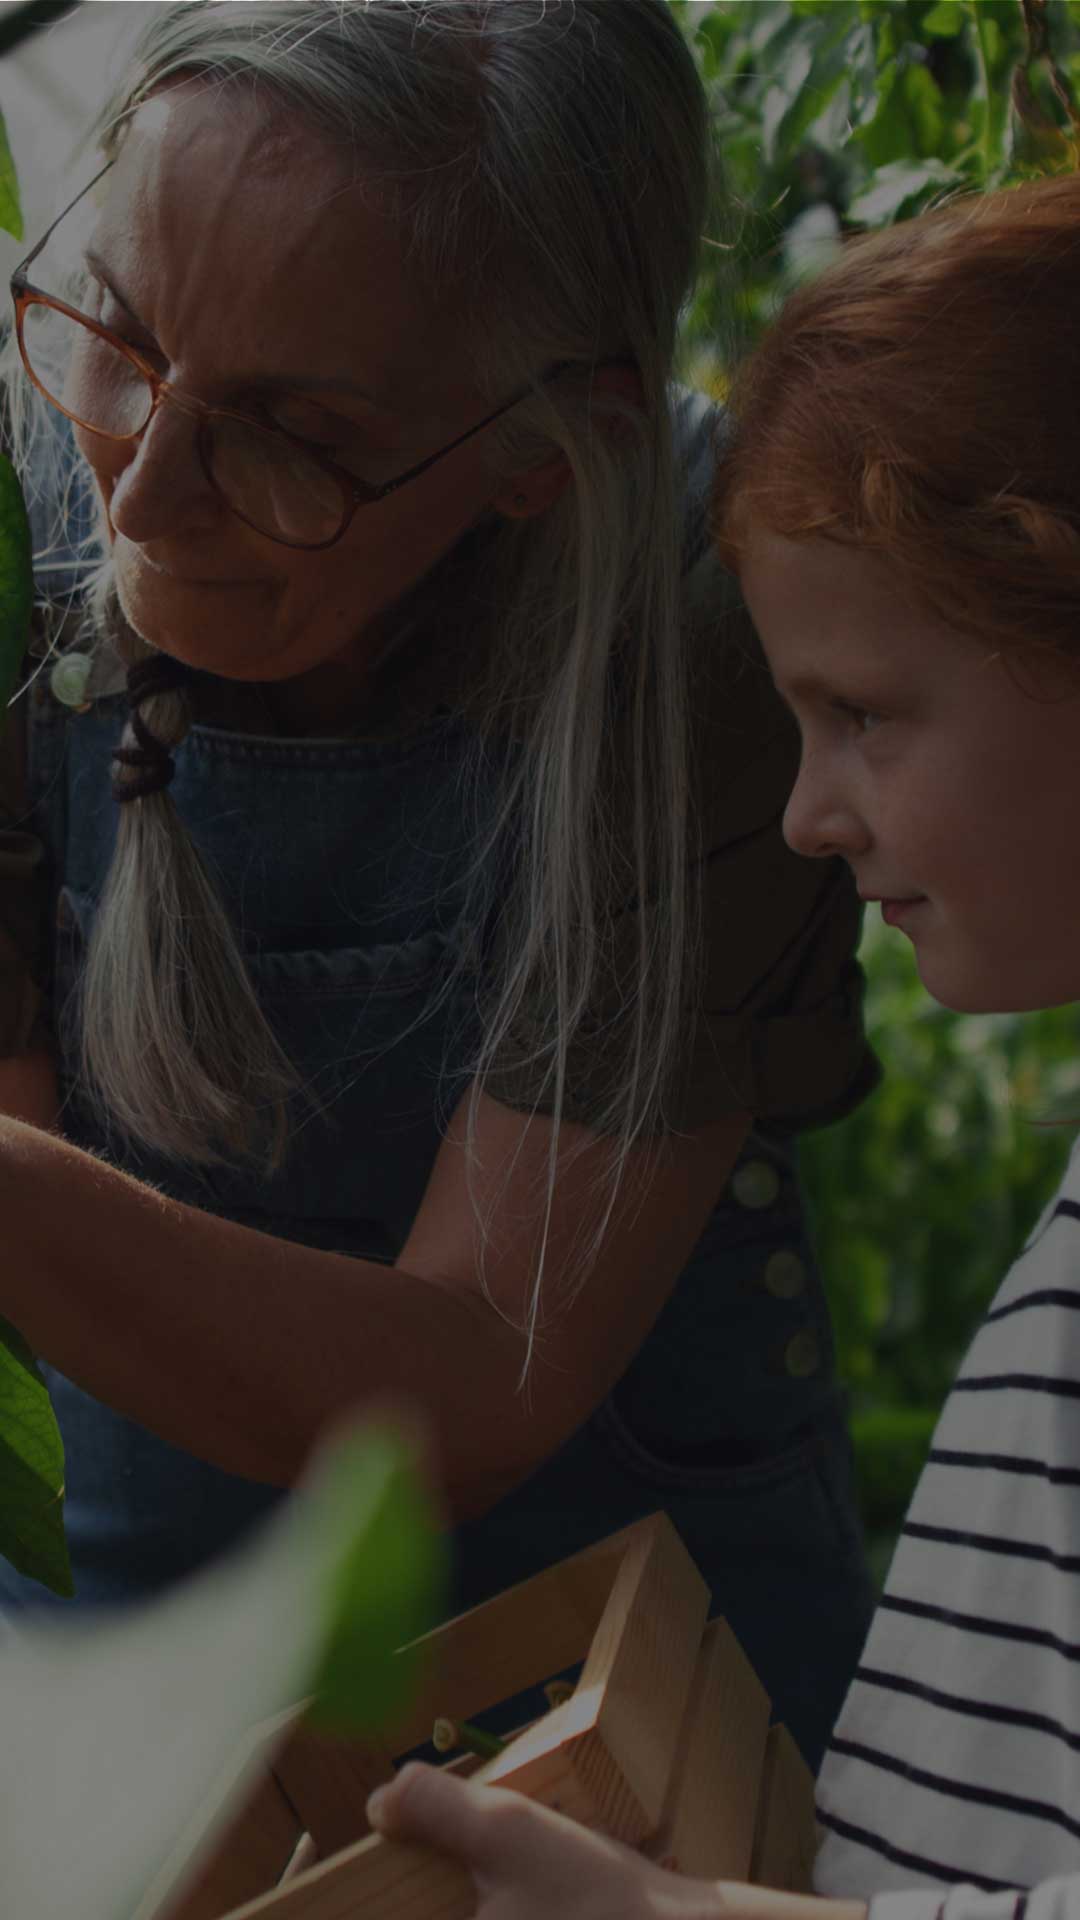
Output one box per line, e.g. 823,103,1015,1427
740,528,1080,1014
73,84,516,697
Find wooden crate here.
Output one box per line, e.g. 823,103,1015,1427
157,1515,818,1920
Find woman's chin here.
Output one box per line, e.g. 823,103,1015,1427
114,564,281,680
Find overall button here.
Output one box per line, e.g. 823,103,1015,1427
732,1159,781,1210
784,1329,821,1378
763,1250,807,1299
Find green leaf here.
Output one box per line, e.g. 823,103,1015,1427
304,1426,447,1734
905,60,945,153
968,0,1024,177
847,155,963,223
771,15,868,162
745,3,799,59
0,453,33,724
921,0,965,35
854,56,946,166
760,24,817,162
0,1316,72,1596
692,4,744,82
0,1419,446,1920
789,0,854,17
0,109,22,242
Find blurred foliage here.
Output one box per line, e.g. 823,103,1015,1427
673,0,1080,392
670,0,1080,1569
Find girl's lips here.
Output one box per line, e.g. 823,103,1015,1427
880,897,927,928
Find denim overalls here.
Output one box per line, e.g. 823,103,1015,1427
0,665,876,1769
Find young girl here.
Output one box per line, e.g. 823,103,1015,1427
363,172,1080,1920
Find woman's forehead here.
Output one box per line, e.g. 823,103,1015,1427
90,86,471,415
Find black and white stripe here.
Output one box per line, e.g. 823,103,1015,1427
815,1146,1080,1920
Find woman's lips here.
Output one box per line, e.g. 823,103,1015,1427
130,551,253,588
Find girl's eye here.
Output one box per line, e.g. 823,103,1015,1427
832,699,883,735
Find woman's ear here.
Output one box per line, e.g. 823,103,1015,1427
491,360,645,521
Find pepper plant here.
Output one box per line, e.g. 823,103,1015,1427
0,110,67,1596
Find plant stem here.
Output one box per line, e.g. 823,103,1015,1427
432,1717,507,1759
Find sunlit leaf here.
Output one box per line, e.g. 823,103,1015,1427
0,109,22,242
922,0,965,35
0,1420,445,1920
0,454,32,723
847,155,962,223
305,1425,447,1734
0,1318,71,1596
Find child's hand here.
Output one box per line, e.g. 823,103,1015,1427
367,1766,866,1920
367,1763,727,1919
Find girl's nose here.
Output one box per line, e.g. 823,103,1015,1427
104,398,223,545
782,753,869,861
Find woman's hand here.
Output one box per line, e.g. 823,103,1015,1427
367,1764,871,1920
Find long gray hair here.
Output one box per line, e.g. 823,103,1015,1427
19,0,723,1357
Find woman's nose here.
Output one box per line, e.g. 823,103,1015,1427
782,753,869,861
103,397,223,544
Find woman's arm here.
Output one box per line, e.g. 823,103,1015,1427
0,1049,59,1128
0,1090,747,1510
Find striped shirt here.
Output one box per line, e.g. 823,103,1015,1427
815,1140,1080,1920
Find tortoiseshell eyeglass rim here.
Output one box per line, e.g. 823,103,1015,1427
9,160,597,551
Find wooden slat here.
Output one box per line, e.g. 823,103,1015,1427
385,1524,634,1753
749,1725,819,1893
279,1836,319,1887
160,1772,305,1920
570,1512,709,1842
643,1618,770,1880
212,1831,475,1920
271,1723,395,1857
479,1513,709,1847
182,1519,718,1917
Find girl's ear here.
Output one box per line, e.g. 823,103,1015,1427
492,361,645,521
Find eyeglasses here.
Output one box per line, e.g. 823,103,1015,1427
10,163,571,551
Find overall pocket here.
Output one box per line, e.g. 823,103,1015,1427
52,889,480,1244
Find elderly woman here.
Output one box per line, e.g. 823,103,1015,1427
0,0,875,1767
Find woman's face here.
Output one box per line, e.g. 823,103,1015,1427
741,528,1080,1015
75,84,512,691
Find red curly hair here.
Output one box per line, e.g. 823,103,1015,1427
712,174,1080,674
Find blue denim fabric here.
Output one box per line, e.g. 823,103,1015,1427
0,683,875,1770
